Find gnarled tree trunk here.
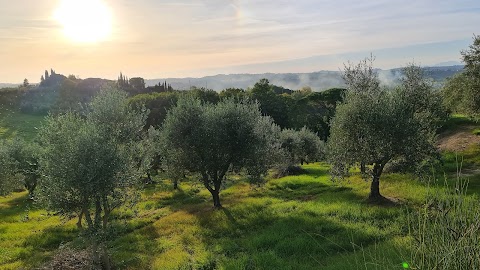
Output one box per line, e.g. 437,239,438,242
369,162,385,199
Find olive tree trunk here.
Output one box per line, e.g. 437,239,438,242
369,163,385,199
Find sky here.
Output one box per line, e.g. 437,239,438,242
0,0,479,83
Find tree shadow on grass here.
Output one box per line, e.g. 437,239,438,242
10,226,79,269
154,185,208,210
0,192,35,221
259,180,365,204
109,223,162,269
194,206,398,269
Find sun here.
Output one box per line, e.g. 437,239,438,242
54,0,112,43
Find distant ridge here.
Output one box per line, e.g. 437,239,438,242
1,65,465,92
0,83,18,89
146,65,464,91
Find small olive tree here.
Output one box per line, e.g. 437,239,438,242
160,97,281,208
279,127,324,174
5,138,40,198
0,142,16,196
328,89,440,200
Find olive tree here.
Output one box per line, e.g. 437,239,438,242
38,88,149,268
342,54,380,94
279,127,324,173
342,55,381,173
38,113,141,229
328,84,440,200
442,35,480,115
160,97,281,208
0,142,16,196
5,138,40,198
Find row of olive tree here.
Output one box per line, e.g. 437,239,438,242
2,87,322,268
158,97,324,208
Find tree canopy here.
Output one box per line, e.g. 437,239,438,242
0,142,17,196
442,35,480,115
37,88,149,231
328,63,442,200
160,97,281,207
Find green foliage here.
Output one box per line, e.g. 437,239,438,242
129,91,178,128
219,88,246,100
442,35,480,116
342,55,380,94
37,88,148,232
328,62,442,199
461,34,480,76
0,141,17,196
249,79,290,128
0,87,27,109
4,138,40,197
279,127,324,172
287,88,346,140
20,87,58,115
442,72,480,115
160,97,281,207
89,87,148,144
129,77,146,92
188,87,220,104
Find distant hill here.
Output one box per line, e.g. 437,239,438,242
146,65,465,91
0,83,18,89
1,65,465,93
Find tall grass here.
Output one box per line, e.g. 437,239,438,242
407,177,480,269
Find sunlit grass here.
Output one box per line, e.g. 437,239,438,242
0,192,78,269
0,162,479,269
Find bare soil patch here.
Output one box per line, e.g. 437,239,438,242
437,125,480,152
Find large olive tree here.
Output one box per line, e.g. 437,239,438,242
160,97,281,208
328,65,442,200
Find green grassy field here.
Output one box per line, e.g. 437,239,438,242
1,162,478,270
0,109,45,141
0,110,479,269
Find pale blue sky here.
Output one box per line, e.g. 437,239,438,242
0,0,479,83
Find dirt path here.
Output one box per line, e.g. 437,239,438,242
437,125,480,152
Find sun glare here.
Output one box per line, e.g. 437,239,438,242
54,0,112,43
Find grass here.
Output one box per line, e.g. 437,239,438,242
2,163,479,269
0,108,45,141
